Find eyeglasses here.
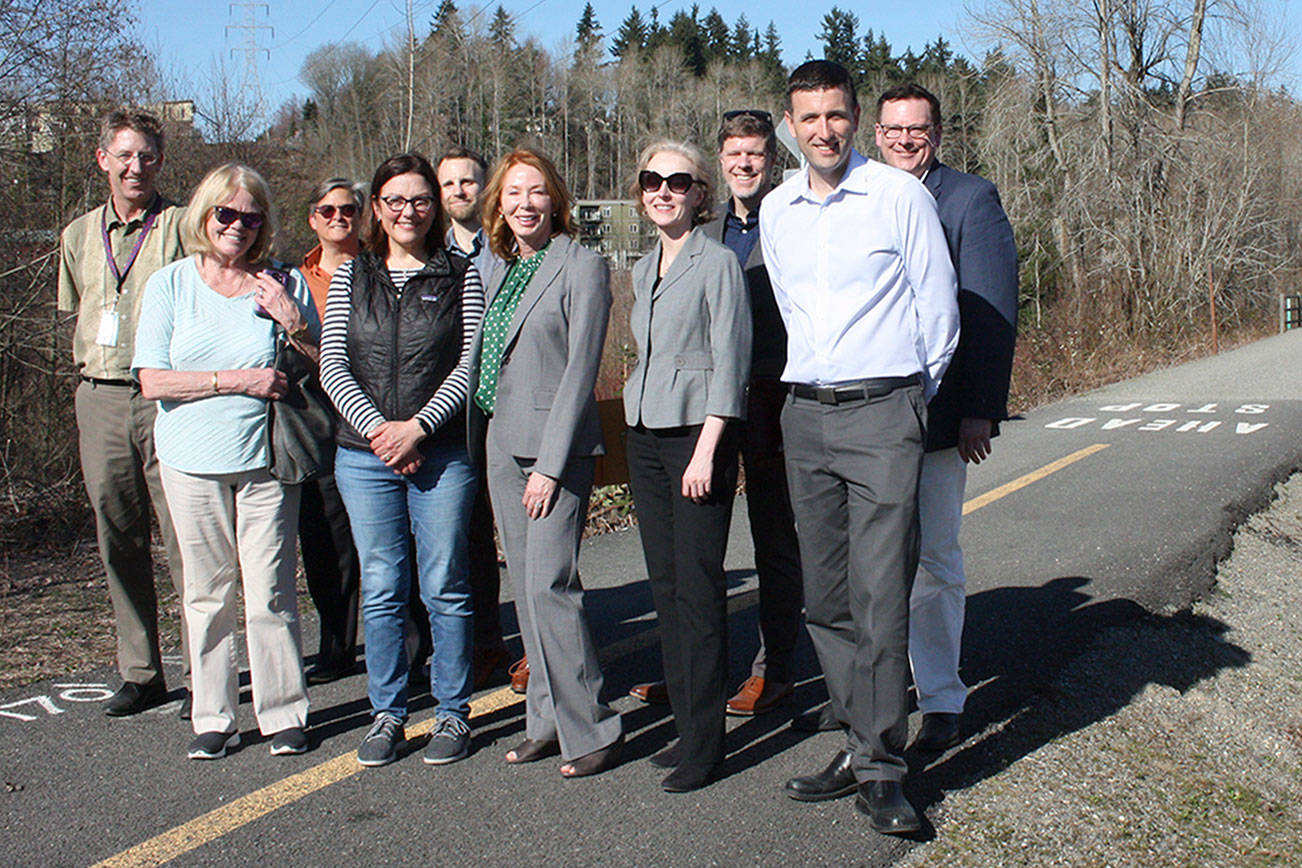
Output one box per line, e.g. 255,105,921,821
638,170,698,195
312,203,359,220
107,151,160,167
378,194,435,214
722,109,773,124
877,123,936,141
212,206,265,230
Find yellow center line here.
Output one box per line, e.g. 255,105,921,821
97,443,1110,867
963,443,1109,515
92,688,524,868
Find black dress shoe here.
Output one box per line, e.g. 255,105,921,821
791,704,844,733
178,689,192,721
306,659,356,685
649,741,682,769
103,680,167,717
784,748,858,802
854,780,920,834
661,763,720,793
912,712,961,752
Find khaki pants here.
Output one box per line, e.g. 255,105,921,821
160,464,308,735
75,380,187,685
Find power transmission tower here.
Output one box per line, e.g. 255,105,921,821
226,3,273,118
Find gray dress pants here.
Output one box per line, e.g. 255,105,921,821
486,433,621,760
75,380,188,686
780,384,926,782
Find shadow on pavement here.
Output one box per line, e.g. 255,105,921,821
906,575,1250,811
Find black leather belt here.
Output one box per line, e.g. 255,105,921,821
789,374,921,405
80,376,133,386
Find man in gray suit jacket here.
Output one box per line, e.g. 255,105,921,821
875,83,1018,754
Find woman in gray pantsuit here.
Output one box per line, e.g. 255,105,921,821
623,141,751,792
469,148,623,778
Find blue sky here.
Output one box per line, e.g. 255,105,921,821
137,0,975,112
137,0,1299,122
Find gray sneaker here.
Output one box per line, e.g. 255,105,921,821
357,713,404,767
422,716,470,765
188,730,240,760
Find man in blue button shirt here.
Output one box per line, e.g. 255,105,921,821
761,60,959,835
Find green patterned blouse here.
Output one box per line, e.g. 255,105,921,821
474,242,550,414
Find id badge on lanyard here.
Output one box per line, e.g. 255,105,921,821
98,201,158,347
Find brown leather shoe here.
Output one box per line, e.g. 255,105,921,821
508,655,529,694
473,644,509,690
628,680,669,704
726,676,794,716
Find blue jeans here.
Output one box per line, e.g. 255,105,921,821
335,443,477,722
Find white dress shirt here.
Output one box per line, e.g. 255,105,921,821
760,149,959,398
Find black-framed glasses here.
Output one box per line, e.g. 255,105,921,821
212,206,265,230
312,203,359,220
378,194,436,214
722,109,773,125
877,123,936,141
638,170,698,195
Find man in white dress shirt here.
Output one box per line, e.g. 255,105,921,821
760,60,959,835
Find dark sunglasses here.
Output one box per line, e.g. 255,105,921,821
212,206,265,230
722,109,773,124
312,203,359,220
638,170,698,195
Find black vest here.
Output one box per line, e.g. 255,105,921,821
336,249,469,452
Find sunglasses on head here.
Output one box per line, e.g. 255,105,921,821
312,203,359,220
638,170,698,195
212,205,265,230
722,109,773,124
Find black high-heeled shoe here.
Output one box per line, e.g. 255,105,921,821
560,734,624,778
504,738,560,764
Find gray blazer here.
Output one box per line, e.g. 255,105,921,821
623,225,751,428
468,232,611,480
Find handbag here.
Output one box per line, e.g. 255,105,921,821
267,330,336,484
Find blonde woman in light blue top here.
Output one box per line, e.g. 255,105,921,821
134,163,319,761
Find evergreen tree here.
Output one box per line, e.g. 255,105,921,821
702,8,730,64
921,37,953,76
862,30,899,82
730,14,754,61
576,3,602,55
761,21,784,83
430,0,463,40
667,7,706,76
610,6,647,58
818,7,861,74
645,7,668,51
489,5,516,51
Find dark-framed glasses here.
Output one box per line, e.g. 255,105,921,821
212,206,265,230
379,194,435,214
638,170,698,195
877,123,936,141
312,203,359,220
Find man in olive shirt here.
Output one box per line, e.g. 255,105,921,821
58,109,188,717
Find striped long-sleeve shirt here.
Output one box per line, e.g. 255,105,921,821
319,258,484,439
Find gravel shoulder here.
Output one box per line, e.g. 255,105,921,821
902,473,1302,867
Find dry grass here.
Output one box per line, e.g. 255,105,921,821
1007,314,1276,415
